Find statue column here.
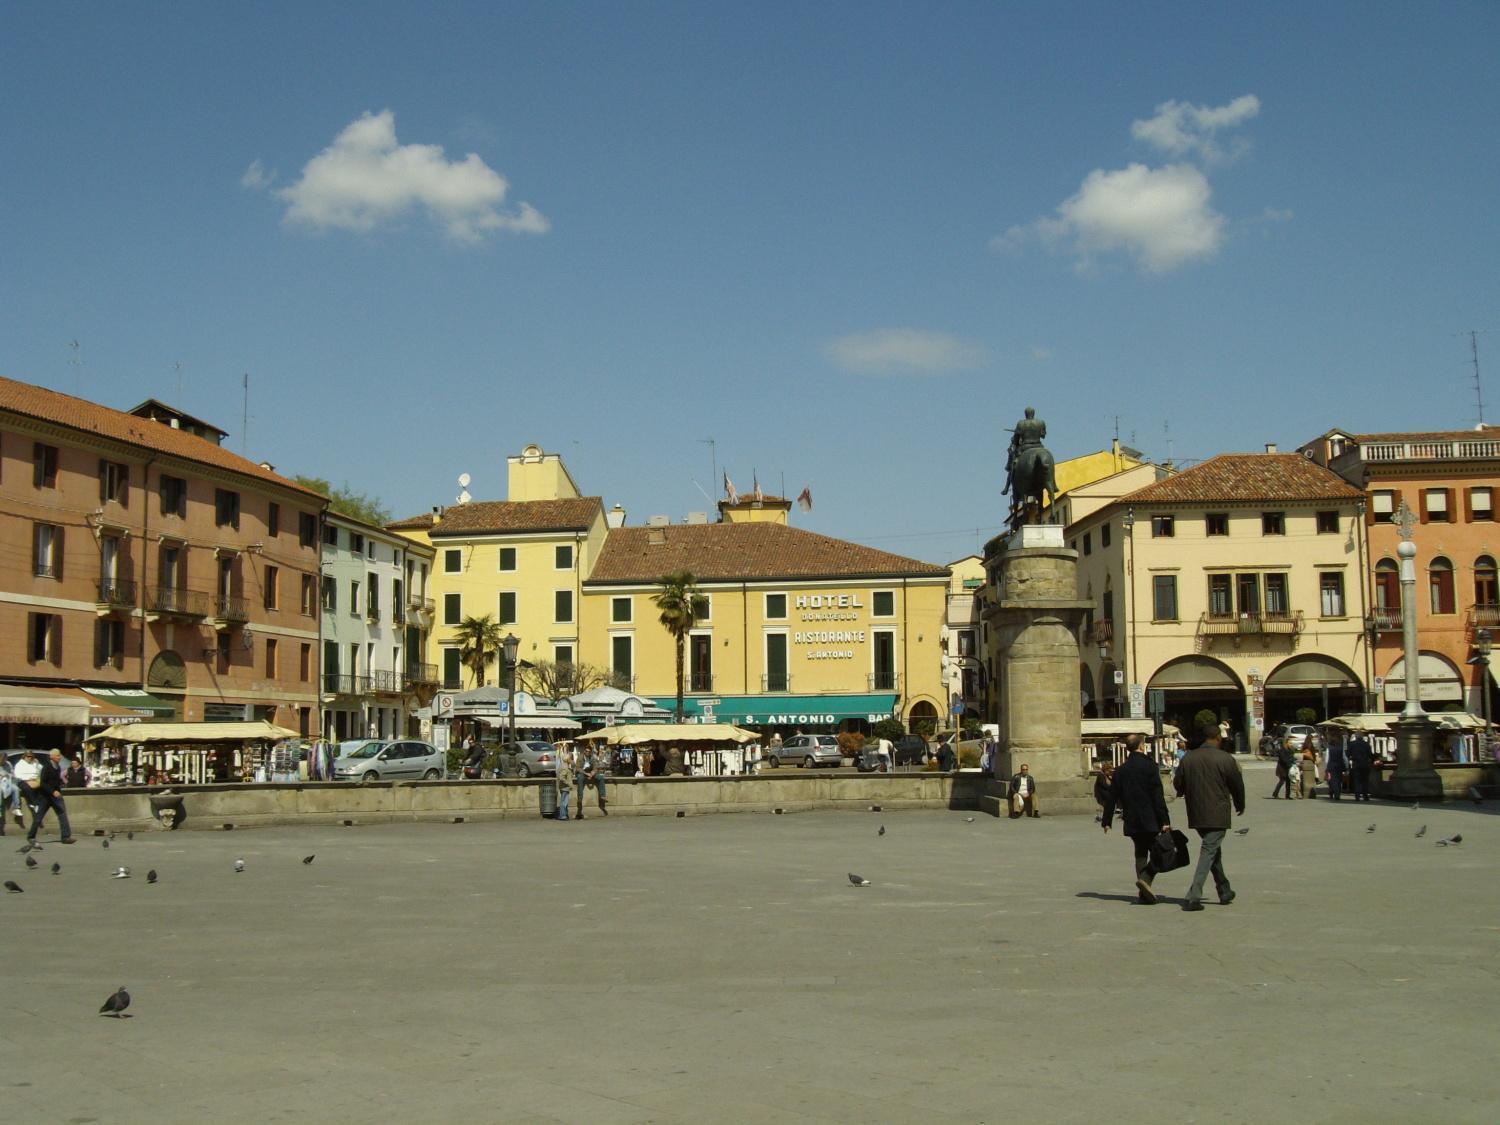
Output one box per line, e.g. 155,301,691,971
1385,500,1442,799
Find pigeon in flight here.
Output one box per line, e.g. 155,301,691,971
1436,834,1463,847
302,855,315,865
1235,827,1250,836
4,880,21,893
24,855,37,868
50,862,60,875
1366,824,1377,833
99,987,130,1017
146,869,158,884
848,873,871,887
233,858,245,873
111,867,130,879
878,826,885,837
1415,825,1427,838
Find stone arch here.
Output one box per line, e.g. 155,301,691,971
906,698,940,733
1384,651,1464,709
1147,656,1243,740
1264,654,1363,724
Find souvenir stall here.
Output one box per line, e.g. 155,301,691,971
578,722,759,777
1081,718,1183,769
85,720,301,785
1318,712,1493,765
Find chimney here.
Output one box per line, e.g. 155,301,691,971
1264,443,1278,454
647,527,667,546
606,505,627,529
430,505,443,525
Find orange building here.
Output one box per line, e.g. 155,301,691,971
1300,427,1500,718
1,377,327,752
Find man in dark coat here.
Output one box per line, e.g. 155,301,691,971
1346,734,1374,802
1323,737,1347,801
1101,735,1172,905
28,749,78,844
1173,728,1245,912
1271,739,1296,799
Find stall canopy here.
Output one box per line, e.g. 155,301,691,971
85,687,178,717
85,720,300,744
0,683,91,726
577,722,759,746
477,715,581,731
1320,712,1490,733
646,693,899,726
1080,718,1183,740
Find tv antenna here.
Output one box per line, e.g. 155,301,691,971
456,472,472,505
699,437,716,496
1460,329,1494,426
241,373,250,456
174,360,184,401
68,339,82,394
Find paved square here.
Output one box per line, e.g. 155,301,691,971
4,791,1496,1123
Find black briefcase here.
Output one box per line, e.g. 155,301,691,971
1149,829,1191,873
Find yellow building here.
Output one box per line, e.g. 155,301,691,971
580,495,951,732
1070,453,1370,747
942,555,986,723
391,448,950,733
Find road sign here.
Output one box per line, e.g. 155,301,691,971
497,700,510,715
434,694,454,717
1148,689,1165,715
1128,683,1145,719
1374,676,1385,689
951,699,965,714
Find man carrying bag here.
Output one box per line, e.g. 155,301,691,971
1101,734,1179,905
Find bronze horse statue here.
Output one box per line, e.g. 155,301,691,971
1003,407,1058,528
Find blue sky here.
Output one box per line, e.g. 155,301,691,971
4,2,1498,565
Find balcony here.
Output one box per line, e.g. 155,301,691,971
868,672,901,692
147,586,212,619
370,668,404,694
1091,618,1114,646
404,663,439,687
761,673,792,693
366,604,381,624
213,594,249,625
1198,611,1304,638
688,671,714,693
1468,604,1500,630
392,605,406,626
322,673,372,696
1359,437,1500,463
407,594,435,618
1365,607,1403,633
95,578,137,614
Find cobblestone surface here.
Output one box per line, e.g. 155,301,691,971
3,790,1496,1123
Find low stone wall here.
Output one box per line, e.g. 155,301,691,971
53,772,1002,832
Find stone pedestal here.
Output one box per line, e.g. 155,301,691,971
984,528,1091,783
1384,715,1443,800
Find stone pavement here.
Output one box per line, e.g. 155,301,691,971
3,792,1496,1123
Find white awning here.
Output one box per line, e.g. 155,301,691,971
476,715,581,731
0,684,90,726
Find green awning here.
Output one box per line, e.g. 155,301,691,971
648,693,899,727
84,688,178,717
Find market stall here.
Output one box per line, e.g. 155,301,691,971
578,722,759,776
84,720,301,785
1318,712,1493,764
1081,718,1183,768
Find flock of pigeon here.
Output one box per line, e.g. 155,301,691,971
7,831,319,1018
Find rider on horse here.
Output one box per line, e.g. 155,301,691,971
1003,407,1057,525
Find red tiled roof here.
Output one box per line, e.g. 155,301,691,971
416,497,604,536
386,513,437,531
0,376,324,499
1350,427,1500,443
1121,454,1364,505
585,522,949,584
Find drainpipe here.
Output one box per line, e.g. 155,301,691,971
901,577,909,725
742,581,749,694
139,456,157,686
1356,498,1374,711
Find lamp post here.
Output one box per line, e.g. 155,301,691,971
1387,500,1440,798
1474,628,1492,761
502,632,519,777
1121,507,1136,720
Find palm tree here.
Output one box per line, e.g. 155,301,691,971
452,614,504,688
653,569,707,722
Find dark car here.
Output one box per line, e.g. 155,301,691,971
893,735,929,767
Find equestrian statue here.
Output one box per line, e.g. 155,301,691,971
1002,406,1058,530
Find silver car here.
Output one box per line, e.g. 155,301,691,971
333,739,445,782
769,734,841,768
500,740,559,778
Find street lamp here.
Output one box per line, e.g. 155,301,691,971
502,632,520,776
1473,628,1492,760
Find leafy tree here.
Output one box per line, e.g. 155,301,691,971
1295,707,1318,724
870,718,906,743
293,475,391,526
452,614,505,688
653,569,707,721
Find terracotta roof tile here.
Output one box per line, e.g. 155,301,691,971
421,497,604,536
0,375,324,499
1349,427,1500,444
1122,454,1364,506
585,522,949,584
386,512,437,531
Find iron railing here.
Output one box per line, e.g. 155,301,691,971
370,668,403,694
405,662,439,686
147,586,212,617
761,673,792,692
213,594,249,623
688,670,714,692
868,671,901,692
95,578,137,609
1199,610,1303,636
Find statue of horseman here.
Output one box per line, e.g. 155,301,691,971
1003,406,1058,530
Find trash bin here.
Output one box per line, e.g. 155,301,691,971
538,779,558,819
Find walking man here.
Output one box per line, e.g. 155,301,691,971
1173,727,1244,912
1271,739,1296,799
28,749,78,844
1323,737,1347,801
1101,734,1173,905
1346,733,1374,802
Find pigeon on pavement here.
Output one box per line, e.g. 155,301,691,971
50,862,60,875
99,987,130,1017
848,873,871,887
17,843,34,854
4,880,21,893
964,817,976,823
1415,825,1427,838
302,855,315,865
1436,834,1463,847
111,867,130,879
1366,824,1377,833
102,839,109,849
127,831,135,840
24,855,37,868
1410,802,1420,810
146,869,157,884
233,858,245,873
1235,827,1250,836
878,826,885,837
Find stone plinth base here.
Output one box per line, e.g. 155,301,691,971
1385,715,1444,800
1007,524,1065,550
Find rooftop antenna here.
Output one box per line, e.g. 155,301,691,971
241,372,249,456
68,339,82,395
1460,329,1494,426
1163,419,1173,465
174,360,184,402
699,437,716,497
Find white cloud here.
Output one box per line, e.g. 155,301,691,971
273,110,548,243
240,159,273,190
1131,95,1260,163
1002,162,1224,274
825,329,985,376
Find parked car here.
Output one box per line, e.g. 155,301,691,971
500,740,559,778
332,739,444,781
769,734,841,768
893,734,929,767
1281,724,1323,753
